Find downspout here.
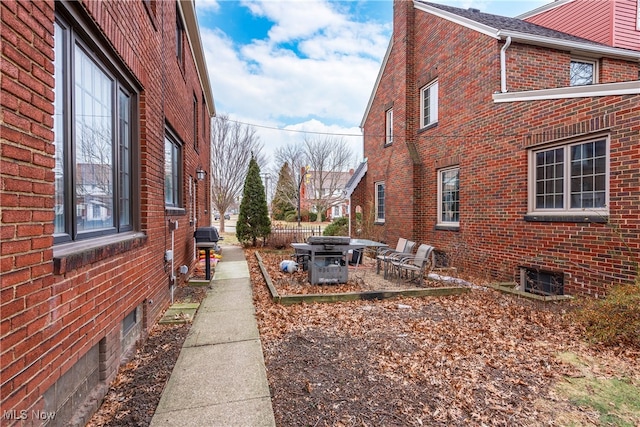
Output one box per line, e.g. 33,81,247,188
500,36,512,93
347,196,352,237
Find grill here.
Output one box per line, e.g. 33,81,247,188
194,226,222,280
292,236,363,285
194,226,220,244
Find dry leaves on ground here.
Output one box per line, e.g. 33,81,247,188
248,249,640,426
86,286,207,427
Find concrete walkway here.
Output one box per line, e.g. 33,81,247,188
150,245,276,427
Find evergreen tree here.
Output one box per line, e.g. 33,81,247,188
271,162,297,220
236,156,271,246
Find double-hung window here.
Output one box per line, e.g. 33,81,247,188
375,182,385,223
570,58,598,86
420,80,438,128
164,129,183,208
385,108,393,145
53,11,136,244
437,167,460,227
530,137,608,215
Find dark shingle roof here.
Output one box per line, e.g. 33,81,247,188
343,160,367,198
418,1,610,47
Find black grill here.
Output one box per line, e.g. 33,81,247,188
194,226,220,243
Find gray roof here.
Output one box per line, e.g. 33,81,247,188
343,160,368,198
419,1,610,47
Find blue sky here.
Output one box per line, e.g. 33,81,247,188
195,0,549,170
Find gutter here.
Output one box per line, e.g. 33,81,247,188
496,30,640,62
493,80,640,103
179,0,216,117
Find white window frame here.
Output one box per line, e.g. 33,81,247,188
437,166,460,227
164,130,183,208
420,79,438,128
637,0,640,30
374,181,385,223
528,136,609,216
385,107,393,145
570,57,598,86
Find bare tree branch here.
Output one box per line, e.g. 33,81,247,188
210,114,263,232
304,136,354,222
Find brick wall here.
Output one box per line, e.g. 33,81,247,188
1,0,212,424
359,0,640,296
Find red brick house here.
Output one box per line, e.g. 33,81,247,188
1,0,214,425
520,0,640,51
351,0,639,296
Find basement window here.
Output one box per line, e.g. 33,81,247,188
123,308,137,335
520,267,564,296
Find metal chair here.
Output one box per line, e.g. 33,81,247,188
389,244,435,286
381,240,417,279
376,238,407,274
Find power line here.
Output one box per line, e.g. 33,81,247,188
219,118,364,137
219,116,525,139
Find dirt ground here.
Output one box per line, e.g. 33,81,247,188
87,249,639,427
250,250,640,426
85,286,207,427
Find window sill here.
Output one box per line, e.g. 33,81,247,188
165,207,186,216
524,214,608,223
374,221,385,225
435,224,459,231
417,122,438,133
53,232,147,275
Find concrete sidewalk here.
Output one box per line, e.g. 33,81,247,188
150,245,276,427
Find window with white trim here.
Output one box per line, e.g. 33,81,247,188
375,182,385,222
529,137,608,214
570,58,598,86
53,11,136,244
437,167,459,226
164,130,183,208
385,108,393,145
420,79,438,128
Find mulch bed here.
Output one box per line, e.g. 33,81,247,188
246,248,640,427
86,285,207,427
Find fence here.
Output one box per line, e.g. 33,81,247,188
267,225,323,248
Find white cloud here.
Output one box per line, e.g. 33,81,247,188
200,1,389,168
195,0,220,14
242,0,348,43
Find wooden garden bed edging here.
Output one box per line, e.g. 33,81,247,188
255,252,469,305
255,252,281,301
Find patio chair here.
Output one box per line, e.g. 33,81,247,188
376,239,416,278
389,244,435,286
376,238,405,274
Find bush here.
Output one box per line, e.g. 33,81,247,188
570,284,640,349
323,217,349,236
